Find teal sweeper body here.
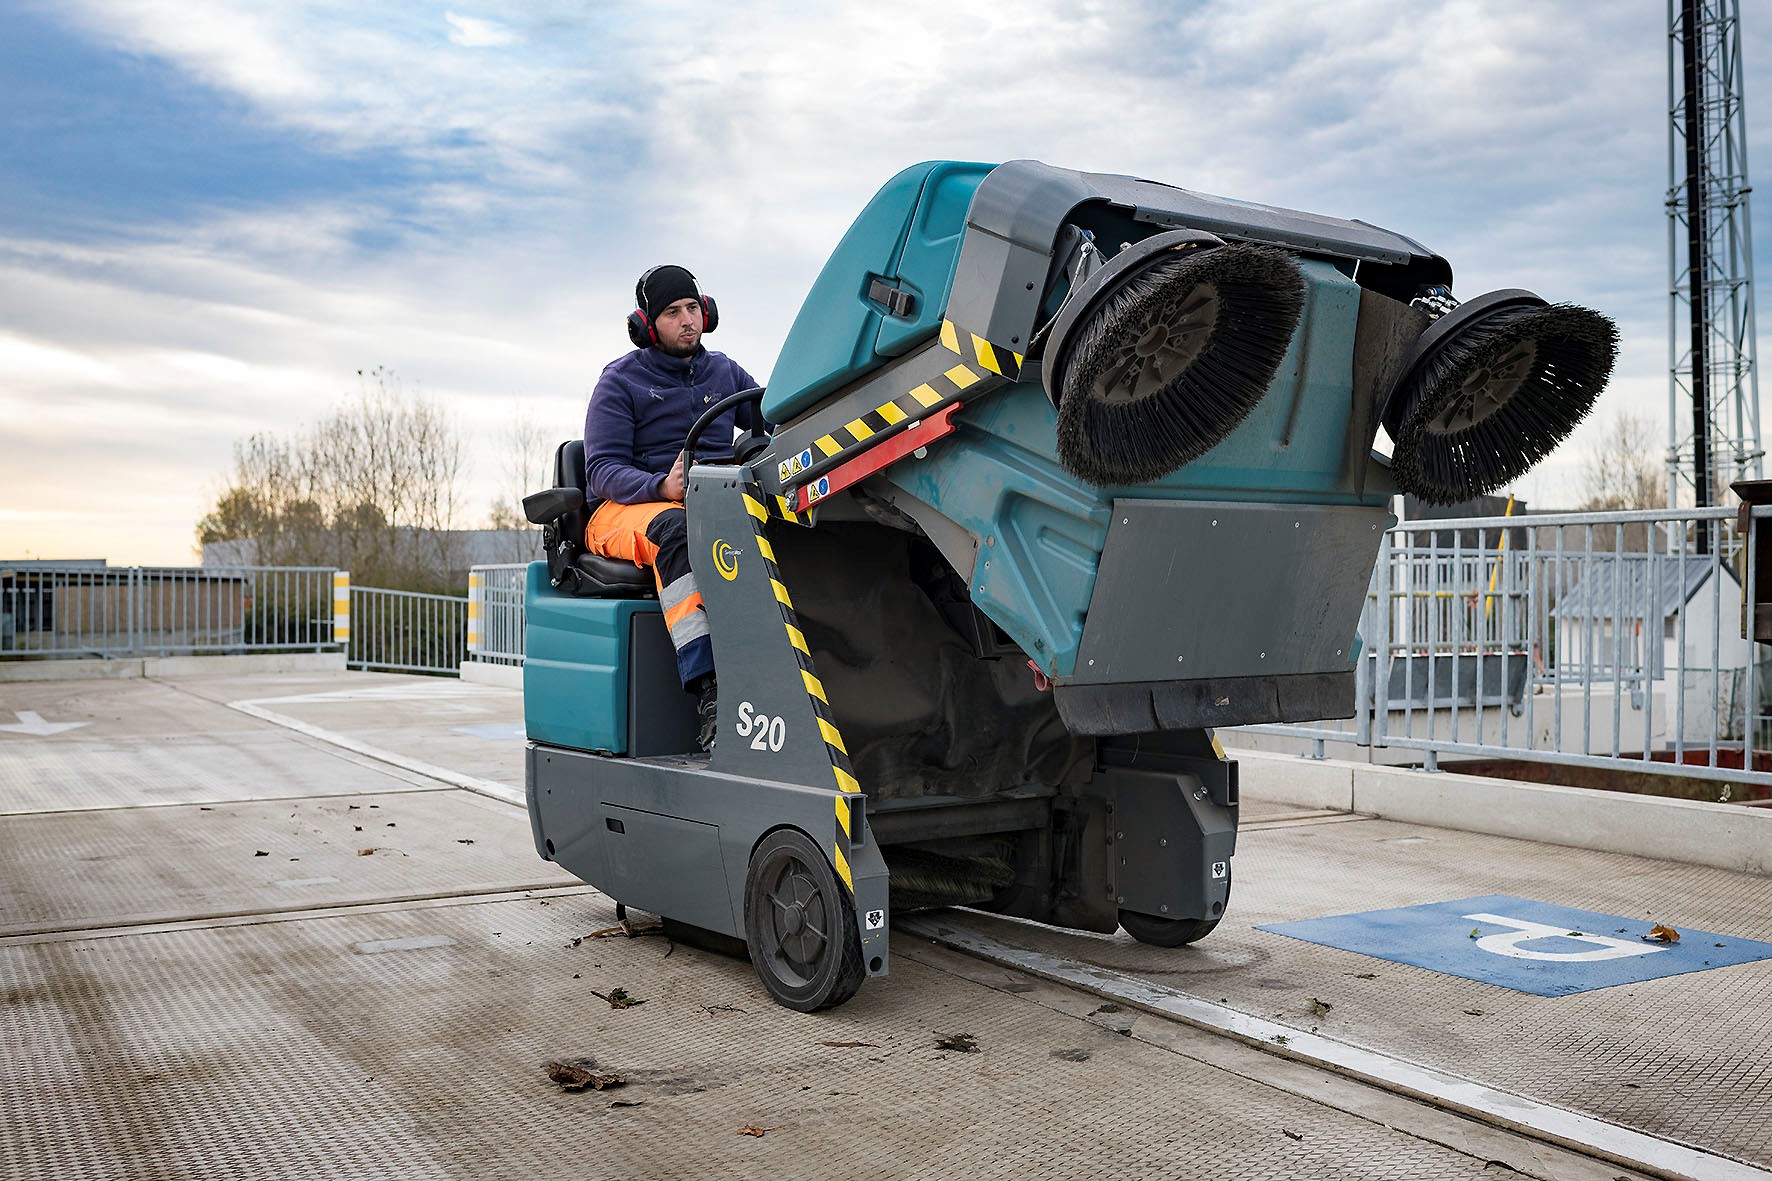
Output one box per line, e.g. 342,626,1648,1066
519,160,1617,1011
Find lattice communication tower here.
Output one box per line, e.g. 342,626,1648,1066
1667,0,1762,521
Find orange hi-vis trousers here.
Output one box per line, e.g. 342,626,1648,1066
585,499,711,689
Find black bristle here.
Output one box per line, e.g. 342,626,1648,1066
885,849,1015,911
1055,243,1305,486
1390,303,1619,505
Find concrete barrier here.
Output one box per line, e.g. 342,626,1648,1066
459,660,522,689
0,652,346,683
1236,748,1772,877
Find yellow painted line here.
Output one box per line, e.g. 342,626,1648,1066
940,319,960,353
772,580,794,608
743,495,768,523
876,401,907,425
835,796,852,836
909,383,943,408
844,417,875,441
801,668,828,702
817,716,847,753
944,364,981,390
833,843,853,890
756,536,777,563
785,622,808,653
834,766,861,795
815,435,841,458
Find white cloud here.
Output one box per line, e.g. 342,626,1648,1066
445,12,516,48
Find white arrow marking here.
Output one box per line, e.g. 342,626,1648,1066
0,710,89,737
1465,912,1665,963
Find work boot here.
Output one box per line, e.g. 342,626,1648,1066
695,677,719,752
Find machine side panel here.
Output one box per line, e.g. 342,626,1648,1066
1072,499,1388,684
1105,765,1236,922
527,746,892,973
523,562,657,754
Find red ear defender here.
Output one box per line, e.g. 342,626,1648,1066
699,295,718,334
626,309,654,348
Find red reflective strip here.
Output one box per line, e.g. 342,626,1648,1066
794,403,962,512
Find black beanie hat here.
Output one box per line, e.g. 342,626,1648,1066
638,265,701,321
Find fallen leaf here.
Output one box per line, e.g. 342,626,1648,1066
820,1040,879,1049
385,822,396,828
456,839,475,845
1282,1128,1304,1141
934,1032,979,1053
738,1125,767,1137
1306,997,1332,1018
610,1100,644,1108
1464,1009,1485,1017
1271,1034,1290,1046
1469,927,1481,939
358,848,375,857
1350,972,1377,979
543,1058,625,1092
1644,924,1680,943
254,850,269,857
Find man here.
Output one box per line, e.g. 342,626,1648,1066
583,264,762,751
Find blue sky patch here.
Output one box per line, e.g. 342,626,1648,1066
0,5,434,238
1258,895,1772,997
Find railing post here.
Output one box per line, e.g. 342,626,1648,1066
466,570,483,660
333,571,352,659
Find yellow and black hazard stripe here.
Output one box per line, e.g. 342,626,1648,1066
759,491,809,526
741,481,863,892
938,317,1024,381
793,319,1024,477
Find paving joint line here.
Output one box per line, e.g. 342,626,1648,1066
225,697,524,808
0,883,595,947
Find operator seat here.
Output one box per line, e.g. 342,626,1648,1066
534,439,656,598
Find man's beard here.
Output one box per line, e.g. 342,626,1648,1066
656,337,700,358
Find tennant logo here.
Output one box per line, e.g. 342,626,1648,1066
711,540,740,581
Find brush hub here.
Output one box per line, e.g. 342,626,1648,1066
1093,284,1220,405
1425,340,1537,435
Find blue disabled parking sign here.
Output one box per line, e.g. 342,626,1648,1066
1258,894,1772,997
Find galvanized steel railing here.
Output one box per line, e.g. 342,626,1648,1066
0,563,340,658
466,564,528,666
1240,505,1772,789
346,585,468,675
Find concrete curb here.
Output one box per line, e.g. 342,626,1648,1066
459,660,523,689
0,652,347,683
1234,748,1772,877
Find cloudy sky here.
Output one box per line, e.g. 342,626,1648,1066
2,0,1767,564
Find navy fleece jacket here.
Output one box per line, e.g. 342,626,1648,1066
583,346,761,505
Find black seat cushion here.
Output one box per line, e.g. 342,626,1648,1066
571,552,655,595
541,439,657,600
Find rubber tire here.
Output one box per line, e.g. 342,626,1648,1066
1118,910,1222,947
1119,867,1230,948
744,828,866,1012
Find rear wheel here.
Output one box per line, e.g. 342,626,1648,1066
1118,910,1222,947
1119,866,1230,947
744,828,865,1012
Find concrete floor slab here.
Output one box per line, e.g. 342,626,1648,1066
0,891,1627,1181
943,814,1772,1169
0,791,572,938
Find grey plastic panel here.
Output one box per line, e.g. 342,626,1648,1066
1072,499,1388,684
627,612,699,755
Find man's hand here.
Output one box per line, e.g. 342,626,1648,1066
660,451,687,503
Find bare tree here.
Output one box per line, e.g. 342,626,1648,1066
486,402,552,562
1577,411,1665,512
197,369,466,590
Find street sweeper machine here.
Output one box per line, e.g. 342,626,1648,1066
519,159,1617,1011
